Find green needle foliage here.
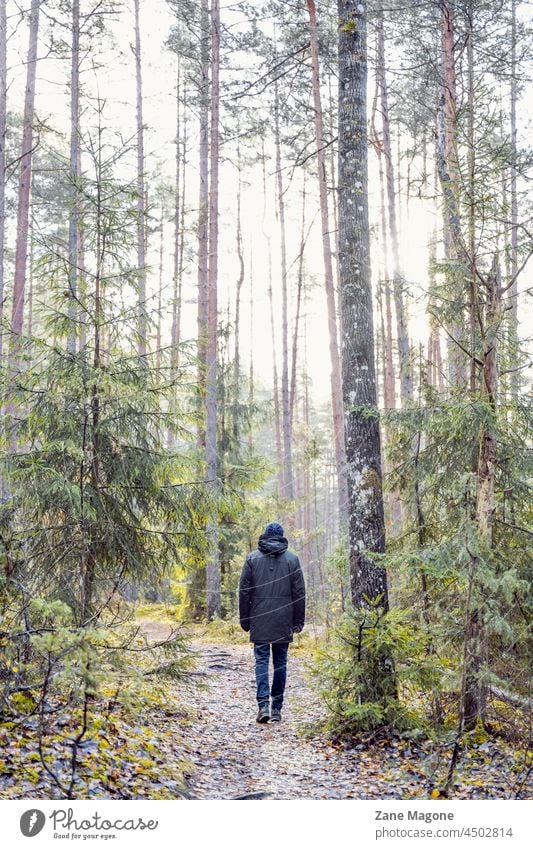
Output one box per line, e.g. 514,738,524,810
0,337,211,624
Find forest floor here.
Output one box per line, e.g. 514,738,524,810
140,619,531,801
0,616,529,800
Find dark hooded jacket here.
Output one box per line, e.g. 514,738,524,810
239,534,306,644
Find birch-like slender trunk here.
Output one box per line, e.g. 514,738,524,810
134,0,147,359
338,0,389,618
307,0,348,524
205,0,221,620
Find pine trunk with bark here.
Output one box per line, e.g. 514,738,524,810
338,0,389,613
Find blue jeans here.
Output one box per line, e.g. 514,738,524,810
254,643,289,710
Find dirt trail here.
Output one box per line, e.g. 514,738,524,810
141,625,398,800
182,640,362,800
139,622,524,800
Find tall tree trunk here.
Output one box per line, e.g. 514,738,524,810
377,145,395,411
466,0,477,401
134,0,147,359
306,0,348,525
170,66,181,379
0,0,7,364
67,0,80,355
27,226,34,342
289,174,306,430
438,0,468,388
233,132,245,446
427,159,445,393
268,259,283,494
177,87,187,349
328,72,340,299
77,133,87,353
274,80,294,501
82,118,106,623
156,206,164,378
168,77,187,447
205,0,221,620
509,0,519,400
262,142,283,491
427,226,443,390
9,0,40,379
248,247,254,455
464,258,501,729
197,0,210,449
302,308,312,577
376,3,412,405
338,0,389,615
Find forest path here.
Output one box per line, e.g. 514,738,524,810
139,620,406,800
139,620,526,799
181,638,352,800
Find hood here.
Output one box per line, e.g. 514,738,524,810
258,533,288,556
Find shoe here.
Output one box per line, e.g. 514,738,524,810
256,705,270,723
270,708,282,721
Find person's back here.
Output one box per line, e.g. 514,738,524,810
239,522,305,723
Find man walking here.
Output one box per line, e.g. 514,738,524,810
239,522,306,723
